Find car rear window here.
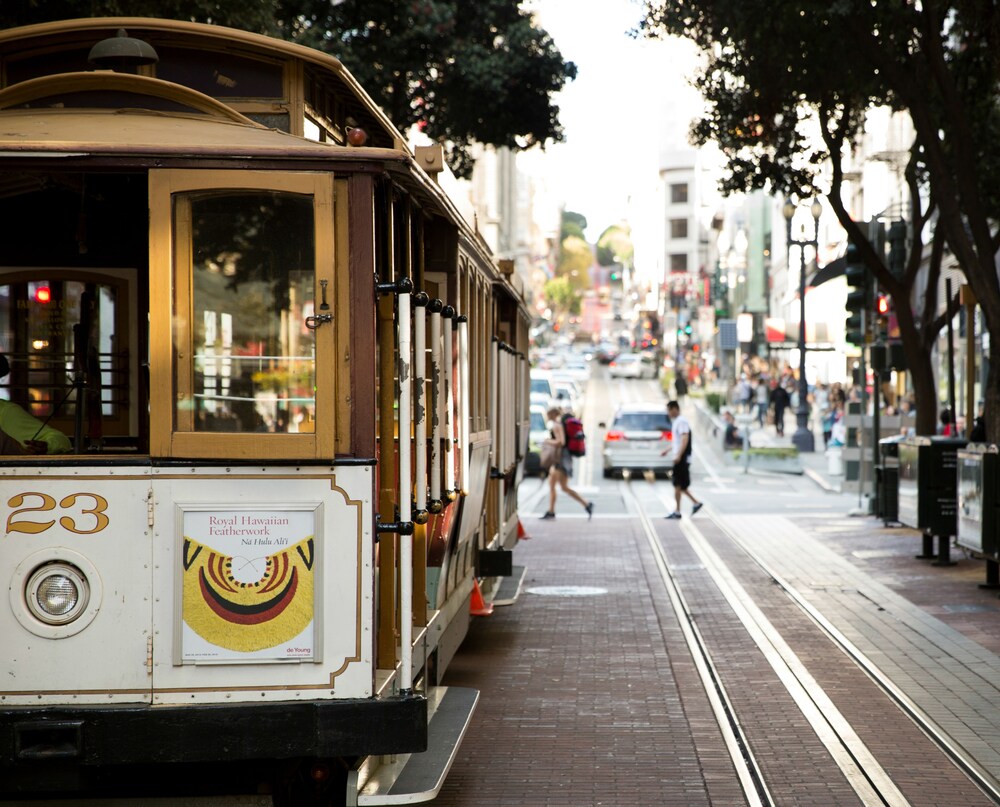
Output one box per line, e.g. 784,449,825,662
614,413,671,431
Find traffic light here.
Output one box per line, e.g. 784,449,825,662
887,220,907,278
875,293,890,339
844,241,869,346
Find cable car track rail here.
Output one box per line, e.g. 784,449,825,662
625,475,772,807
703,501,1000,806
624,474,1000,806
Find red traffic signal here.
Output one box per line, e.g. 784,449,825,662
876,294,890,316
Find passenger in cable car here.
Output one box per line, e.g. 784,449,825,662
0,354,72,455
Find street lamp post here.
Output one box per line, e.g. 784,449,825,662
782,198,822,453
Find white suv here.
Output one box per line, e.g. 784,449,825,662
601,403,673,478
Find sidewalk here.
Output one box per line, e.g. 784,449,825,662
698,401,844,492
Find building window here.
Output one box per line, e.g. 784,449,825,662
670,183,688,204
670,218,688,239
670,253,688,272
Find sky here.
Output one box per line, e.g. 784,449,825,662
519,0,704,249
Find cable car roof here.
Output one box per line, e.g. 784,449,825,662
0,107,407,163
0,17,406,151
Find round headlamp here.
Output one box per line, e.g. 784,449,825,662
25,562,89,625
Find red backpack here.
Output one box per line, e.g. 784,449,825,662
562,414,586,457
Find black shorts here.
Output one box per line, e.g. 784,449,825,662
672,460,691,490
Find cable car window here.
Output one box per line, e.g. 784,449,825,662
155,47,285,99
150,170,334,460
0,271,133,452
181,191,315,435
5,50,93,86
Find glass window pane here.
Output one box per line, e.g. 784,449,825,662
156,47,285,99
186,192,315,434
0,276,124,424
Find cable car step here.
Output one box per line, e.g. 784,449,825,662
492,564,526,607
352,686,479,805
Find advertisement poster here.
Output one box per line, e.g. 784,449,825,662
181,509,316,662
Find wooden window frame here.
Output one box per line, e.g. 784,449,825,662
149,169,335,460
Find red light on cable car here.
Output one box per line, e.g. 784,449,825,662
34,286,51,304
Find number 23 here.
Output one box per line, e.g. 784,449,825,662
6,492,110,535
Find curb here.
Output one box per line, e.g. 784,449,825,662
803,465,840,493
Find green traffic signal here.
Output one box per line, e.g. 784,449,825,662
844,241,869,346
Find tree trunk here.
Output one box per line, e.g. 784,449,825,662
908,348,938,436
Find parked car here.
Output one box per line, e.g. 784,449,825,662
524,404,550,476
607,352,658,379
601,403,673,478
530,371,557,409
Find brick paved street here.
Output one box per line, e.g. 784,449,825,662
433,404,1000,806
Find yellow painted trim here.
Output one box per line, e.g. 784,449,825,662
148,171,174,457
0,72,259,125
286,59,305,138
173,195,194,432
333,178,352,455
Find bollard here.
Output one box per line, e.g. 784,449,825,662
826,446,843,476
736,413,753,474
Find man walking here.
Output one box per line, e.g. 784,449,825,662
663,399,703,519
770,379,790,437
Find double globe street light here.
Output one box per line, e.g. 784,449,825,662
782,198,823,453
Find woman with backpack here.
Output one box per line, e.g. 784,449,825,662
541,407,594,520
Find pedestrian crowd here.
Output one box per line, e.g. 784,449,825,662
726,361,858,448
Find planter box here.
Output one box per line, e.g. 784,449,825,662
726,449,803,475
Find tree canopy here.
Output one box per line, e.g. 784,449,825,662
596,224,633,268
556,234,594,291
640,0,1000,437
561,211,588,242
1,0,577,178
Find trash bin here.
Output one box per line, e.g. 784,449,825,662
957,444,1000,558
898,436,967,564
957,443,1000,587
877,434,906,525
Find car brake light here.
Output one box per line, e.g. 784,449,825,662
662,430,672,441
605,430,625,441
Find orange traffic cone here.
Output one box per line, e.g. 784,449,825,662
517,519,531,541
470,578,494,616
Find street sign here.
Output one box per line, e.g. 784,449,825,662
719,319,739,351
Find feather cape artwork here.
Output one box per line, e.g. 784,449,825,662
182,525,315,655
